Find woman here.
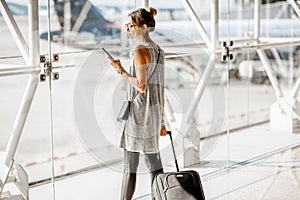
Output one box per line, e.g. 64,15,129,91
107,7,166,200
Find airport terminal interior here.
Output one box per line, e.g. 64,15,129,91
1,0,300,199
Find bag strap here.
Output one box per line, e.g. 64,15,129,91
133,47,160,82
147,47,160,82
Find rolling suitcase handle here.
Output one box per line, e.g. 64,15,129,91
166,131,180,172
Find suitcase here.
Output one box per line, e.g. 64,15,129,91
152,131,206,200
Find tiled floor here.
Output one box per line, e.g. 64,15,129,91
28,123,300,199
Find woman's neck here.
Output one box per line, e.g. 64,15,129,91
137,33,152,43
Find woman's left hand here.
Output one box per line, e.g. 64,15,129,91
160,124,167,136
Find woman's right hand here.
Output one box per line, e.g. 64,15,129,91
108,57,124,74
160,124,167,136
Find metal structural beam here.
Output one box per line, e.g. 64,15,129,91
292,76,300,99
64,0,71,45
142,0,149,8
254,0,284,100
3,0,40,167
182,0,219,167
287,0,300,17
71,1,91,33
0,0,299,182
228,39,300,53
181,0,300,165
257,49,284,99
1,1,40,198
271,48,287,78
181,0,211,48
28,0,40,66
185,0,218,124
254,0,261,40
0,0,29,65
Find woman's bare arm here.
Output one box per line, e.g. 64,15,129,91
108,45,150,93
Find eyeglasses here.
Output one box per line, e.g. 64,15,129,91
125,23,139,30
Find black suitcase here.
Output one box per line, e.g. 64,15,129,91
152,131,206,200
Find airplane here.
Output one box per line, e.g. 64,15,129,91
36,0,300,49
0,2,48,16
0,2,28,16
35,0,300,83
38,0,193,48
39,0,122,47
5,0,298,48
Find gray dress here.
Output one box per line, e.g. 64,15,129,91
119,42,165,153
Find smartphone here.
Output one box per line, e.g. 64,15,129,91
101,47,114,60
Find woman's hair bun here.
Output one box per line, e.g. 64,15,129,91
148,7,157,17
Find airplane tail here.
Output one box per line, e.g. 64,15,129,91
41,0,121,46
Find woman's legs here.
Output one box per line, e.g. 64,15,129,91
144,152,164,184
120,150,140,200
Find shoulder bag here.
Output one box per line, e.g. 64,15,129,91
117,48,161,122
